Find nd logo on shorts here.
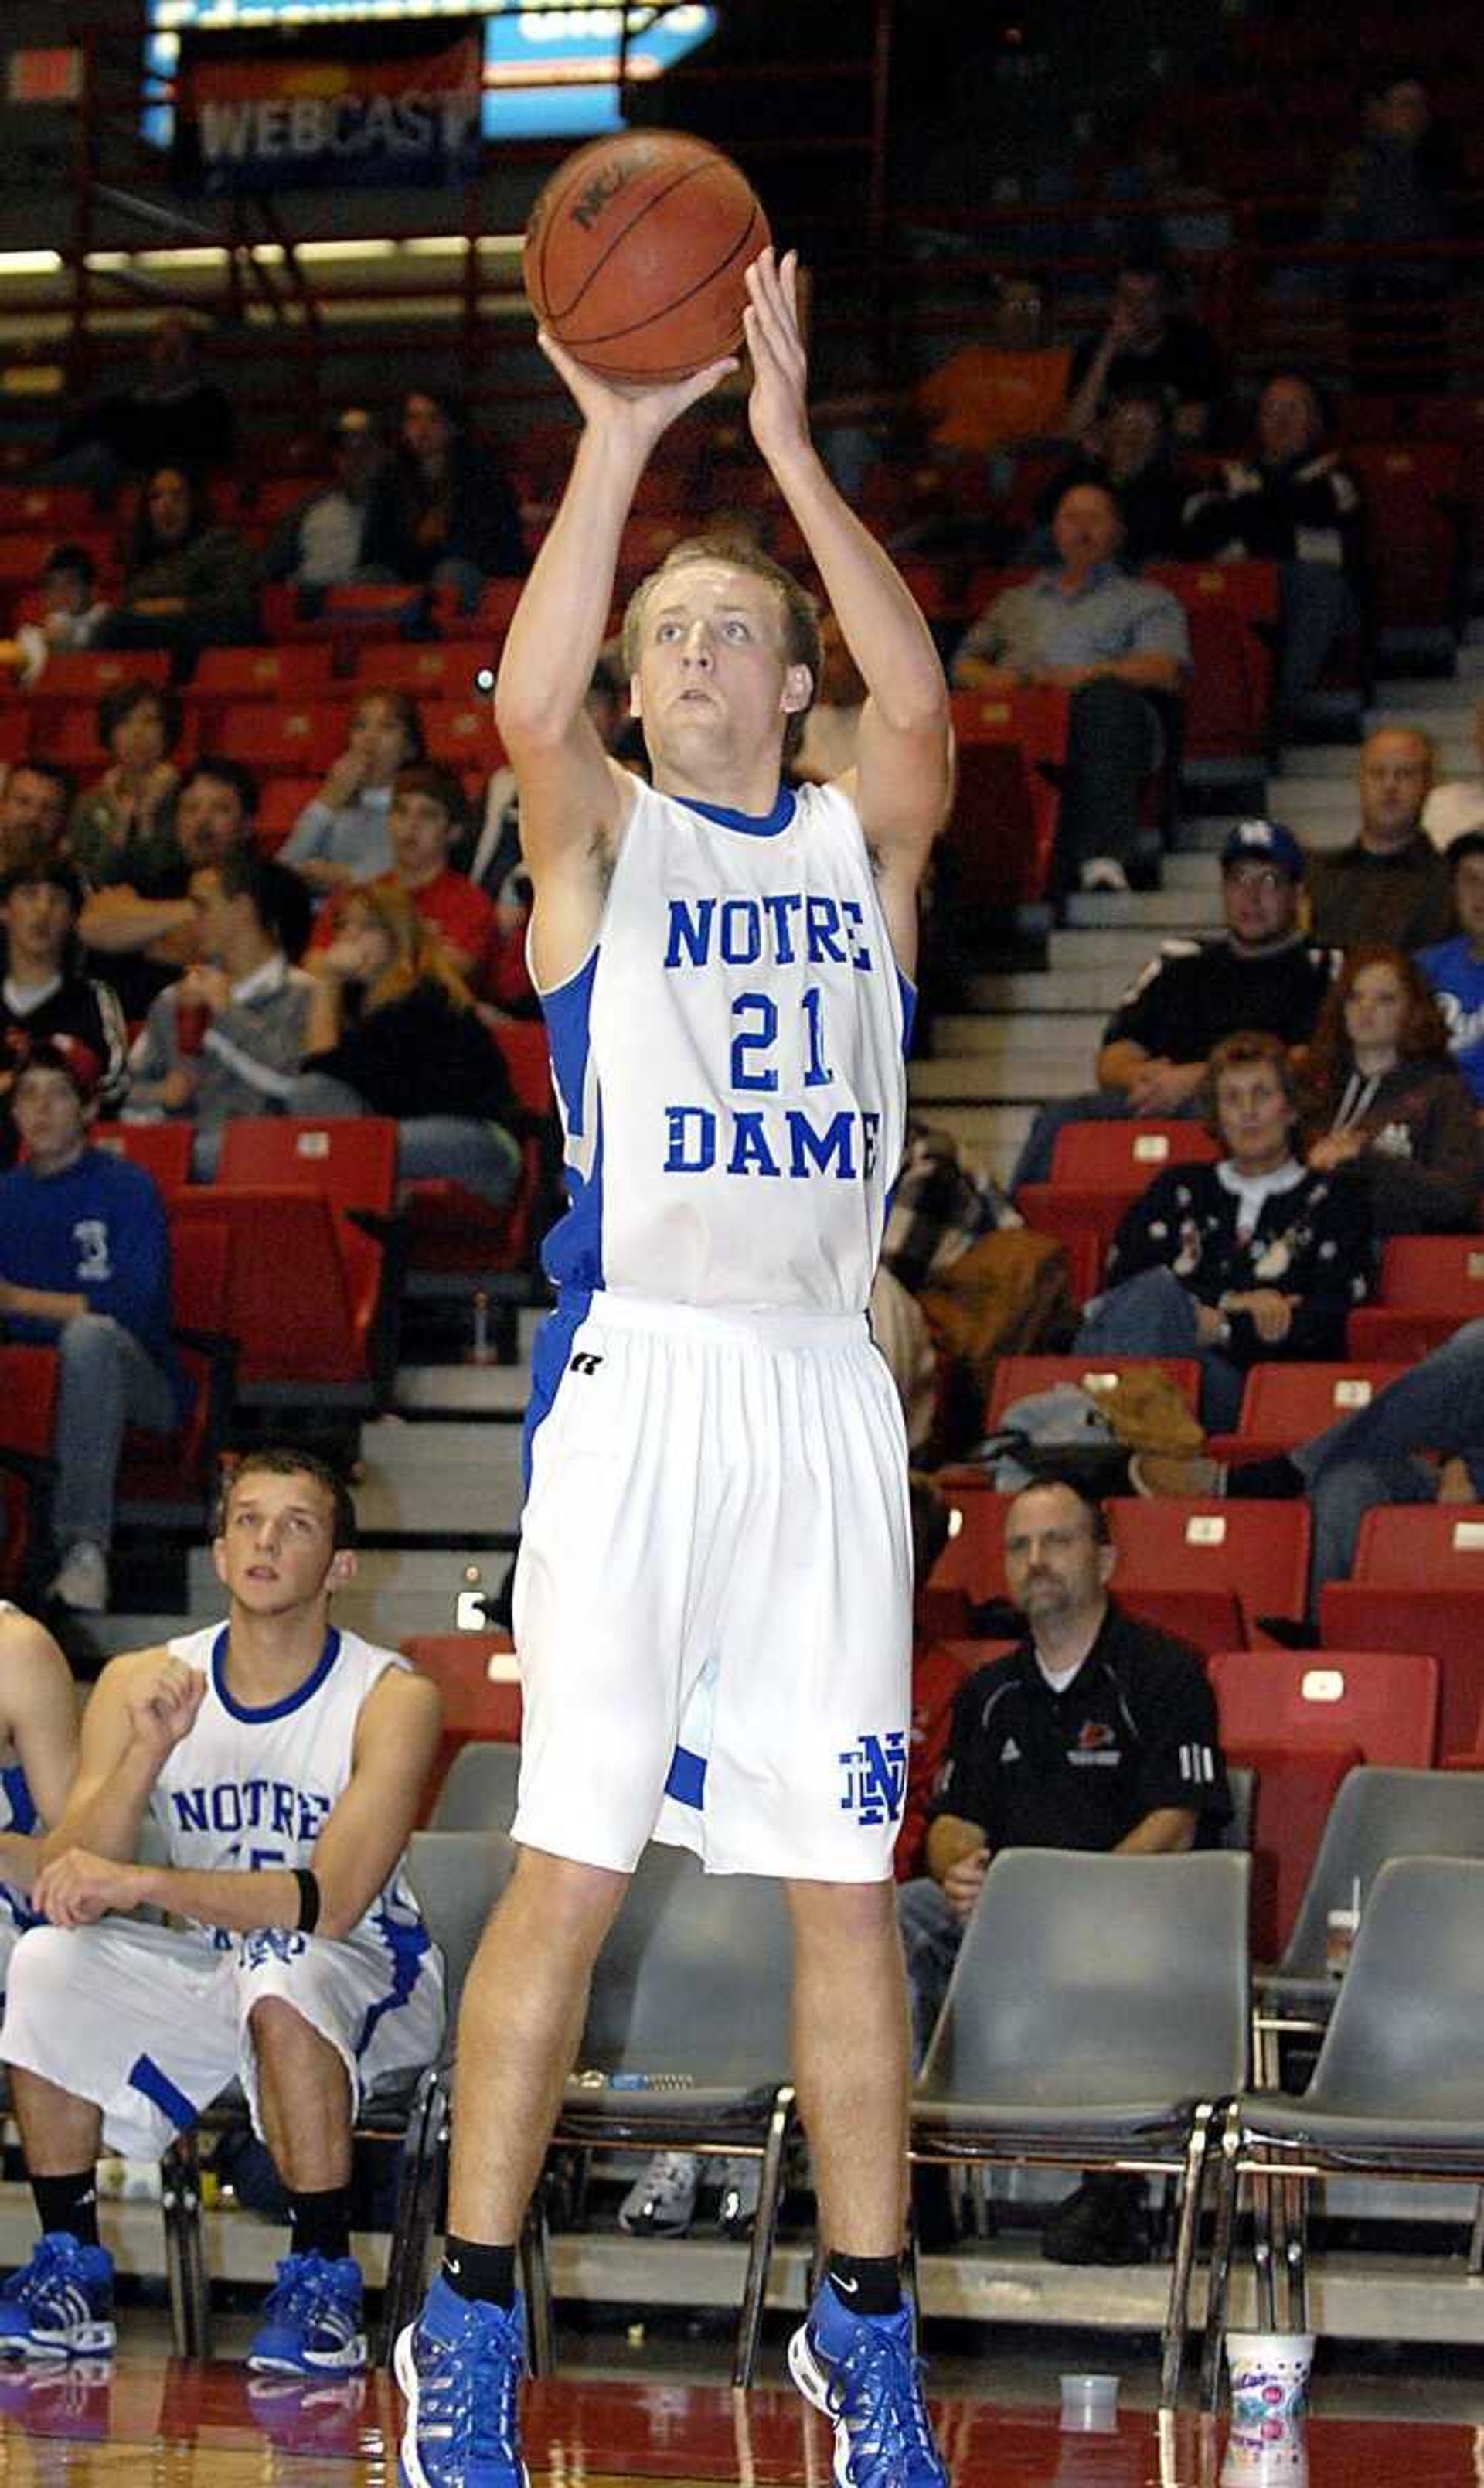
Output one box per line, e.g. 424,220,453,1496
839,1730,907,1826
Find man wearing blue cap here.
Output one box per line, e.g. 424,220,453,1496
1012,818,1337,1190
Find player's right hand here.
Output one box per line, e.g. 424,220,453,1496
126,1658,206,1764
536,327,738,444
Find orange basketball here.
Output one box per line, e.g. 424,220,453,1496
522,130,769,385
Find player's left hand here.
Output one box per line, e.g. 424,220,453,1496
744,247,810,466
33,1846,142,1929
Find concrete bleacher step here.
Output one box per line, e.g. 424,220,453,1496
933,1014,1099,1059
1061,889,1222,931
1047,926,1186,970
910,1103,1032,1184
356,1416,525,1539
968,968,1134,1014
395,1362,534,1418
911,1052,1090,1106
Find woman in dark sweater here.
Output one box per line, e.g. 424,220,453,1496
1074,1028,1373,1428
1299,944,1480,1234
290,882,519,1207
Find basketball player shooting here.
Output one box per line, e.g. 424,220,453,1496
397,245,953,2488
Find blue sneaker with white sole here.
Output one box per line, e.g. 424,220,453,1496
0,2236,116,2361
395,2272,528,2488
247,2251,366,2374
788,2279,949,2488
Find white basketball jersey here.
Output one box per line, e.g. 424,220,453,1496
539,779,913,1317
152,1622,427,1957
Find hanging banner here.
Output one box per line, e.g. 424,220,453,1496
171,22,484,196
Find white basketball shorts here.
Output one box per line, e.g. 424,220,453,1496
512,1290,913,1881
0,1915,445,2163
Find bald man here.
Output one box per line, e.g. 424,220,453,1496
1305,727,1455,952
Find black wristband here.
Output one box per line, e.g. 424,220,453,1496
293,1868,321,1935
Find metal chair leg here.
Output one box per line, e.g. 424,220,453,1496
1160,2107,1212,2412
1200,2107,1242,2415
733,2088,794,2391
160,2130,209,2361
1469,2186,1484,2276
1251,2152,1277,2331
1282,2172,1309,2333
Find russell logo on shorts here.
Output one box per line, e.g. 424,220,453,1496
838,1730,907,1827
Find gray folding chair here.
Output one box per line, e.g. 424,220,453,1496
159,1829,516,2364
1258,1767,1484,2026
910,1846,1250,2412
427,1740,522,1832
1201,1854,1484,2409
523,1842,797,2389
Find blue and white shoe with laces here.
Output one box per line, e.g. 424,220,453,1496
395,2274,529,2488
0,2235,116,2360
247,2251,366,2374
788,2279,949,2488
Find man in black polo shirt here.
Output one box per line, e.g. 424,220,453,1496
899,1474,1230,2264
1305,727,1455,953
1013,818,1335,1188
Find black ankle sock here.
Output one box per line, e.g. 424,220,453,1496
443,2235,516,2309
288,2184,352,2265
32,2170,99,2250
826,2251,901,2317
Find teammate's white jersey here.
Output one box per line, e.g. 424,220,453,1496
538,778,913,1322
153,1622,428,1961
0,1752,39,1948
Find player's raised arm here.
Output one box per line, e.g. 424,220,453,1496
493,341,736,949
743,249,952,956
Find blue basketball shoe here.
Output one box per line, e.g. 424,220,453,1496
247,2251,366,2374
0,2236,116,2360
788,2279,949,2488
395,2273,529,2488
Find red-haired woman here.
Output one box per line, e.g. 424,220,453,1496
1301,944,1479,1232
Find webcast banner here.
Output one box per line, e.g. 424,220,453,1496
171,20,484,196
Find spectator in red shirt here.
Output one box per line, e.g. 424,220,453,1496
310,762,495,989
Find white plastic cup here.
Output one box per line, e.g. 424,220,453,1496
1326,1907,1360,1977
1226,2330,1314,2422
1059,2371,1119,2432
1221,2414,1309,2485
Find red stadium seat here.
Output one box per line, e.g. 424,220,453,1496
0,712,31,765
196,1114,401,1403
403,1021,556,1323
23,649,171,707
423,698,506,771
946,687,1069,906
1346,441,1468,642
1210,1646,1439,1770
1108,1495,1310,1628
1205,1359,1409,1463
192,645,336,702
982,1354,1202,1432
0,1345,59,1597
398,1631,521,1824
0,485,98,534
216,700,352,776
217,1111,397,1215
353,641,491,697
1347,1235,1484,1359
256,776,320,849
0,530,111,588
433,578,524,640
1145,560,1278,759
172,1188,382,1401
117,1213,235,1526
1320,1503,1484,1757
91,1120,195,1200
1016,1118,1220,1251
1228,1742,1363,1962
